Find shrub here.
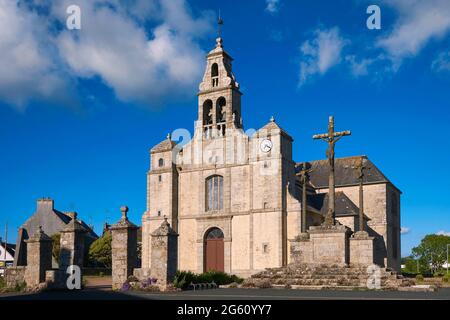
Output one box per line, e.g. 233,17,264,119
14,281,27,292
51,234,61,263
127,275,139,282
173,271,197,289
121,281,131,292
443,274,449,283
0,277,6,289
173,270,244,289
416,274,424,282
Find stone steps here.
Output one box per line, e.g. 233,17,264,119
243,264,415,290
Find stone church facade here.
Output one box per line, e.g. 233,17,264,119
141,37,401,277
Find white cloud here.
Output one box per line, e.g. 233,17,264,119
401,227,411,235
0,0,71,110
265,0,280,14
298,27,348,86
432,52,450,72
0,0,214,110
436,230,450,236
377,0,450,67
345,55,377,77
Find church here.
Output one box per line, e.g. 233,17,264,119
141,36,401,278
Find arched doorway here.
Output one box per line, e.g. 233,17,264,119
204,227,224,272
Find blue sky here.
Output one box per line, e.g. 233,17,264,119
1,0,450,256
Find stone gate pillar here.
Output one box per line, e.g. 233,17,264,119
59,213,87,272
151,218,178,289
24,226,53,287
111,206,138,290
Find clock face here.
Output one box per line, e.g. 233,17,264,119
260,139,273,153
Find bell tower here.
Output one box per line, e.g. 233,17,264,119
197,36,243,139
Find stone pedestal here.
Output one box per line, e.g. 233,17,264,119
150,218,178,290
111,206,138,290
24,227,53,287
290,224,351,266
289,233,311,264
350,231,375,266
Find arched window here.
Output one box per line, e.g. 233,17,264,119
211,63,219,77
205,227,224,240
216,97,226,123
158,158,164,167
203,100,213,125
206,175,223,211
211,63,219,87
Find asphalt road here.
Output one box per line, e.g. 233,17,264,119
1,287,450,300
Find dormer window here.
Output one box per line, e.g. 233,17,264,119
211,63,219,87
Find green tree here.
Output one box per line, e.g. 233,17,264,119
402,256,419,274
88,231,112,268
412,234,450,274
51,233,61,263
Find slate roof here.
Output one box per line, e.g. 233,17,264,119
151,138,176,153
296,156,397,190
0,243,16,257
308,191,369,219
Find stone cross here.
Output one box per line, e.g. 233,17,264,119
356,156,366,232
313,116,351,226
296,162,314,234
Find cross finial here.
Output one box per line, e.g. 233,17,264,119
270,116,275,122
217,9,224,38
167,133,172,140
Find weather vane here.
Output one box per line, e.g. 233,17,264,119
218,9,224,38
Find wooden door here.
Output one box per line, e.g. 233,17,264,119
205,239,224,272
204,228,225,272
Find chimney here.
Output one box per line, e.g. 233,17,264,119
37,197,54,211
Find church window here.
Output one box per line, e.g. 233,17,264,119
216,97,226,123
206,175,223,211
158,175,162,182
211,63,219,87
158,158,164,167
205,227,224,239
211,63,219,77
157,210,161,217
263,243,269,253
203,100,213,125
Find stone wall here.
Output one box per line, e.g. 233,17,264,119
5,267,26,287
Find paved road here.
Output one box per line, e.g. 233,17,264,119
1,287,450,300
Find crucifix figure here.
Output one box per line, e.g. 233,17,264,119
313,116,351,227
296,163,314,234
356,156,366,233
